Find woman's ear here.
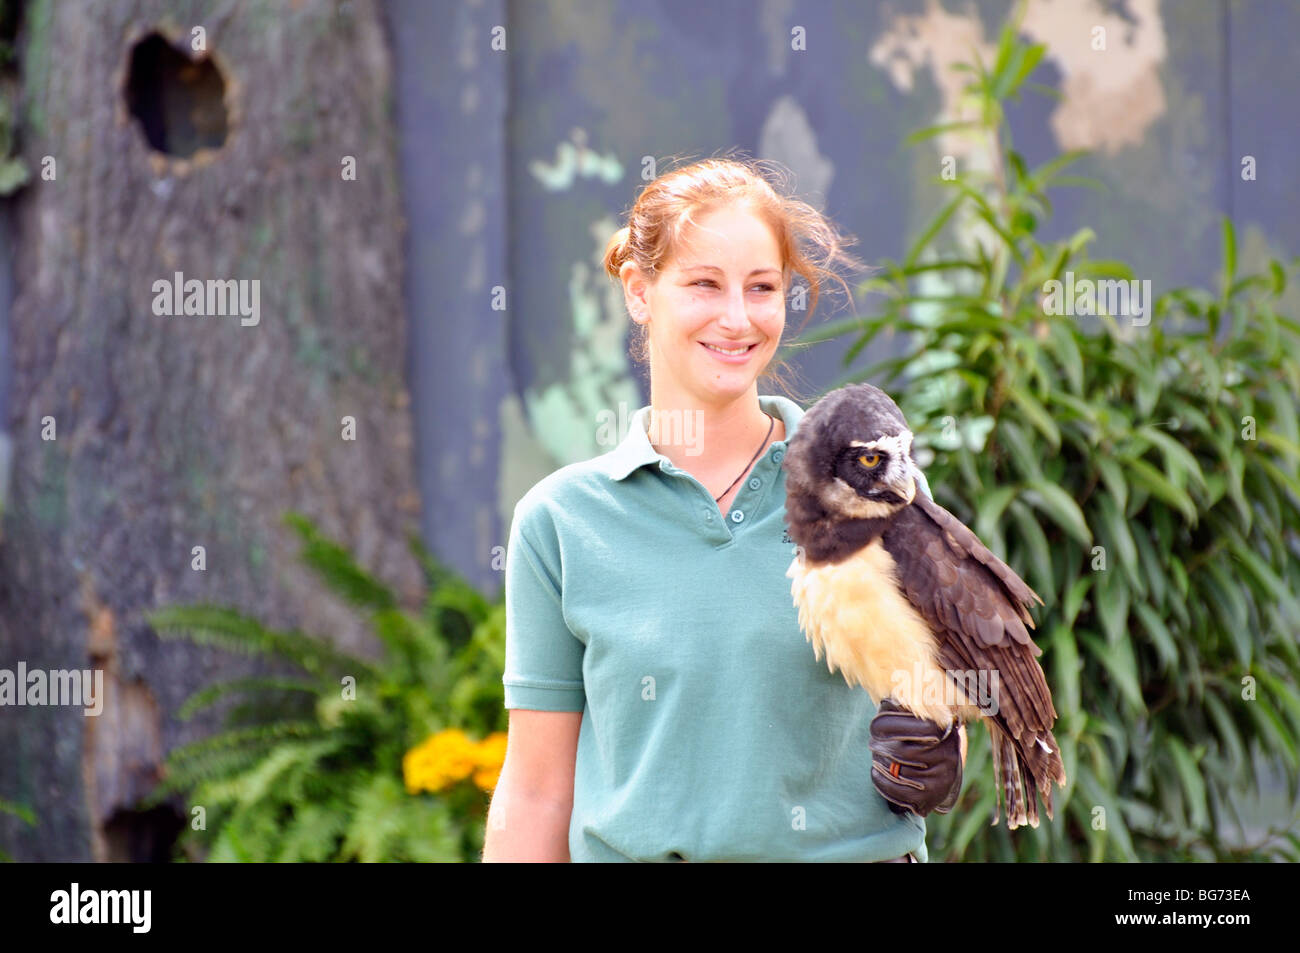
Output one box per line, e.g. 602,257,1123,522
621,262,650,323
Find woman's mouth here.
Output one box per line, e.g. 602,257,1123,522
701,341,758,363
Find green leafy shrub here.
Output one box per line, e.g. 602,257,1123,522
0,799,35,862
142,512,506,862
796,14,1300,860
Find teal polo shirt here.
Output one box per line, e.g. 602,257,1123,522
502,393,936,862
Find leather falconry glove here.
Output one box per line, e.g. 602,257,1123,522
869,698,963,817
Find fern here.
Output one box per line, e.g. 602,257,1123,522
148,604,378,680
283,511,398,612
0,799,35,863
176,676,323,721
145,511,506,862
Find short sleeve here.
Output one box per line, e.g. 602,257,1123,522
502,495,586,712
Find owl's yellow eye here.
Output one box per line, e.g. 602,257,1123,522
858,454,880,468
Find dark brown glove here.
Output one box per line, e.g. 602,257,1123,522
869,699,963,817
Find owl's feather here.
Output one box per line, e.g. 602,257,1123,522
783,383,1067,831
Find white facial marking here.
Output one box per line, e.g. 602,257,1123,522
848,429,913,458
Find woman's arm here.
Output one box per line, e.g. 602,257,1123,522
482,709,582,862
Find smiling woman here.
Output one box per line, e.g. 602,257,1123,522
608,155,861,393
485,155,951,863
605,155,867,515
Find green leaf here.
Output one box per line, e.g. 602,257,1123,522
0,799,36,827
1129,524,1165,608
1269,260,1287,295
1028,149,1090,191
1095,457,1127,512
148,605,378,680
974,485,1019,551
903,120,980,146
1221,532,1300,629
1093,571,1130,647
1203,689,1247,776
1044,321,1084,394
1062,576,1093,629
1050,622,1080,716
1006,388,1061,451
1221,217,1237,300
1079,632,1145,714
0,158,29,196
905,196,964,269
1132,601,1178,673
1125,457,1198,525
994,419,1043,482
1136,424,1209,494
1200,560,1251,667
1022,480,1093,547
1008,498,1055,600
177,677,322,721
1092,490,1137,573
1247,694,1299,771
1258,428,1300,466
1167,737,1209,830
1009,43,1046,96
284,511,398,612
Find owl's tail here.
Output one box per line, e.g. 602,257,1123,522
987,721,1066,830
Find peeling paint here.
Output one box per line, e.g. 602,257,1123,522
758,95,834,203
870,0,1167,159
516,212,640,473
529,128,623,190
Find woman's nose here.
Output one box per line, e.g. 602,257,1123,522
717,290,751,331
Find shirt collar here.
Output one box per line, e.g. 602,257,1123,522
603,394,805,481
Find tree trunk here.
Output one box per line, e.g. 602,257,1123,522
0,0,421,861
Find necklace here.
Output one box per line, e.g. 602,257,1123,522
714,413,776,503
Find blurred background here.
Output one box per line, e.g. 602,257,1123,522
0,0,1296,862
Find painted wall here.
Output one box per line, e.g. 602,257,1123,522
387,0,1300,594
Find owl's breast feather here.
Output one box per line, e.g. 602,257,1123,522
787,541,962,728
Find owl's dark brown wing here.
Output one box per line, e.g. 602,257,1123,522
879,494,1066,825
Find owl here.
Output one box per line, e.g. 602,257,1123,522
783,383,1066,829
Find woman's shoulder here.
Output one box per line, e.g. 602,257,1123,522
511,453,622,531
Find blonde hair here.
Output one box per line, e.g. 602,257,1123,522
603,150,867,400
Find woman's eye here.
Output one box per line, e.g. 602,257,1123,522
858,454,880,468
691,280,777,292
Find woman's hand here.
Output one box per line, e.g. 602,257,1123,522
868,699,964,817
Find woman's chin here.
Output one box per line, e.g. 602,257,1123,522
695,374,760,403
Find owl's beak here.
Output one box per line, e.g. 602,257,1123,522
887,464,917,505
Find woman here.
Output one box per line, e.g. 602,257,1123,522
483,157,963,862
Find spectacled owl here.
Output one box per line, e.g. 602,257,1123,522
783,383,1066,829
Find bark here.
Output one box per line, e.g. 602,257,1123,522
0,0,421,861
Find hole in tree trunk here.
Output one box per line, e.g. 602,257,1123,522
125,33,228,157
103,805,187,862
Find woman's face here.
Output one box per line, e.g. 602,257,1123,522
628,206,785,406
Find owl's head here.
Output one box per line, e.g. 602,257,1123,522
784,383,921,520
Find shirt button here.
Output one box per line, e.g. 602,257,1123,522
748,477,761,490
772,450,783,463
731,510,744,523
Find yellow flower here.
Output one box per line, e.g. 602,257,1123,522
471,732,508,791
403,728,479,794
